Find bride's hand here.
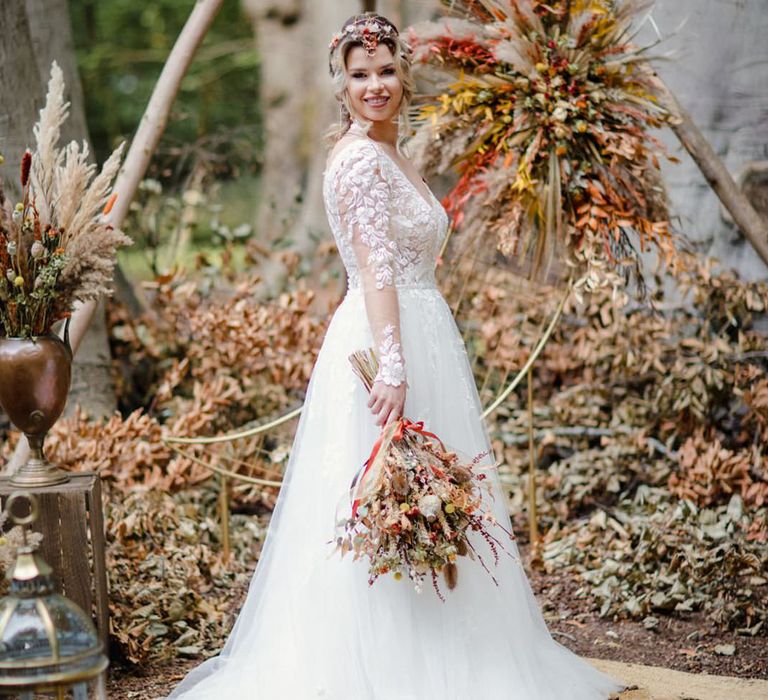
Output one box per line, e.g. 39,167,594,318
368,381,406,428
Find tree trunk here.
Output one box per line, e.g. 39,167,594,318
0,0,116,472
241,0,310,248
25,0,90,143
240,0,357,294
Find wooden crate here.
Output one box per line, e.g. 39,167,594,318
0,472,109,646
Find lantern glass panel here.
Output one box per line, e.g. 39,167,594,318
48,596,100,649
0,595,107,693
0,600,52,660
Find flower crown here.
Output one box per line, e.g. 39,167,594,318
328,17,399,59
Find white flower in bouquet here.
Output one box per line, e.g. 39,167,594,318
417,494,441,521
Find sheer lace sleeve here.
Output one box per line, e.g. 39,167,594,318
334,140,406,388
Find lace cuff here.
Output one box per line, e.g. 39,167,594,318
374,324,406,387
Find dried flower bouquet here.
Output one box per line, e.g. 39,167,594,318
332,349,517,600
410,0,679,298
0,62,130,339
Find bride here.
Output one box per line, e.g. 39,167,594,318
166,12,626,700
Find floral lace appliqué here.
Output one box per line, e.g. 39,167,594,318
323,139,448,291
375,323,406,387
333,142,395,290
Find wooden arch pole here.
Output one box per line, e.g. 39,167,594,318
658,78,768,267
7,0,226,474
527,366,540,562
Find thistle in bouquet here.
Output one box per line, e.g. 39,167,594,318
332,349,517,601
0,62,130,339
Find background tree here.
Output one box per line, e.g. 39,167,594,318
70,0,261,168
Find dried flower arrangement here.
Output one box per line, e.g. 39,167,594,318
0,62,130,338
409,0,678,298
332,349,516,600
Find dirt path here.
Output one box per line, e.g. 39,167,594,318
589,658,768,700
111,657,768,699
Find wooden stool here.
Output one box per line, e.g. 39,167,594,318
0,472,109,646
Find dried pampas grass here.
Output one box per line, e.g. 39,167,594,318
0,61,130,336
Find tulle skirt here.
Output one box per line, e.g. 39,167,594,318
164,283,626,700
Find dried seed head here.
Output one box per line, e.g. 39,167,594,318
20,150,32,188
443,562,458,589
392,471,409,496
450,465,472,483
31,241,45,259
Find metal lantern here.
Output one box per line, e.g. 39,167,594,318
0,493,108,699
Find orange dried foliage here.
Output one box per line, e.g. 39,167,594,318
449,250,768,534
669,429,768,509
36,275,331,494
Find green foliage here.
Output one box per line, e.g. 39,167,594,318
68,0,262,178
118,176,257,282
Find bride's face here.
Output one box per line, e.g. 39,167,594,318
344,43,403,124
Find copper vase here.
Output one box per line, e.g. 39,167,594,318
0,328,72,487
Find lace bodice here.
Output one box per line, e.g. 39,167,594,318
322,132,449,389
323,138,449,290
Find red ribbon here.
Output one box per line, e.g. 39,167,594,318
392,418,446,452
351,430,388,519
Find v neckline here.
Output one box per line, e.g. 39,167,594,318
364,139,436,211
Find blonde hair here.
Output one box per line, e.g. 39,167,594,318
325,12,415,154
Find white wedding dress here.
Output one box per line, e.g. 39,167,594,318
165,125,626,700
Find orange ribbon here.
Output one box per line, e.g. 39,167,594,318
350,422,393,519
350,431,384,518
